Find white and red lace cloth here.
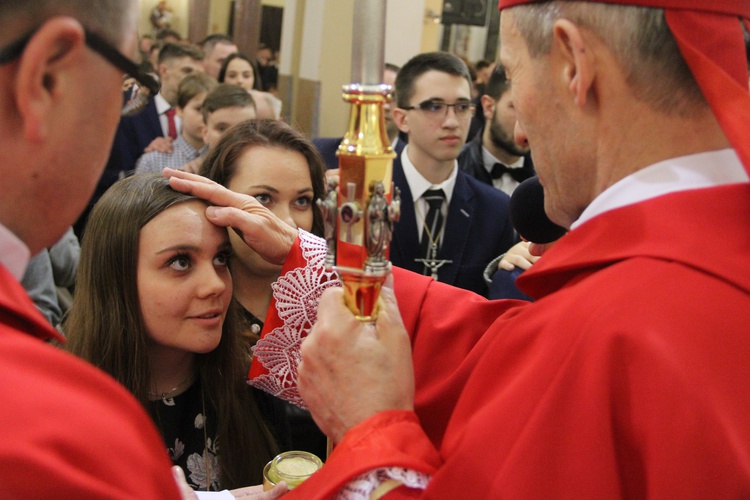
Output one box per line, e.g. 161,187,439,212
247,230,430,497
248,230,338,408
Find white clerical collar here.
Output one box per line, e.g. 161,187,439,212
400,145,458,204
572,148,748,229
0,222,31,280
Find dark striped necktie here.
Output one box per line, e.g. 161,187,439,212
419,189,446,274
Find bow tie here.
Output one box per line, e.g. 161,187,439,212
491,162,534,183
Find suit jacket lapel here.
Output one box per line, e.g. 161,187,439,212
439,172,474,284
145,97,162,138
391,157,421,273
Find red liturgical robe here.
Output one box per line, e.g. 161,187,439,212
0,264,180,499
270,183,750,498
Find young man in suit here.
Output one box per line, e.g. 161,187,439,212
459,62,539,300
389,51,515,296
458,62,534,197
117,42,204,173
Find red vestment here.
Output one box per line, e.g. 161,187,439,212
0,264,180,498
281,184,750,498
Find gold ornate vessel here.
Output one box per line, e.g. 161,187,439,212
318,0,399,322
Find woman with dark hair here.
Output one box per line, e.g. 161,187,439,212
218,52,263,92
199,119,325,331
64,175,286,491
198,119,327,457
218,53,282,119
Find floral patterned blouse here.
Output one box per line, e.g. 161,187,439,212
148,380,222,491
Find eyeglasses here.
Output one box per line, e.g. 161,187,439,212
0,26,160,116
401,99,475,120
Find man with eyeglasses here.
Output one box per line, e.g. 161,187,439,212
0,1,181,496
388,51,515,296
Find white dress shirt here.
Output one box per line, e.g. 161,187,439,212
400,146,458,246
155,92,181,137
481,146,526,197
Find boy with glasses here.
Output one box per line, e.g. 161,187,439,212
389,51,515,296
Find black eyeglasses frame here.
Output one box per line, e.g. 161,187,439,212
0,26,160,97
400,99,476,117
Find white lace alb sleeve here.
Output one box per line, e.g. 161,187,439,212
248,230,340,408
335,467,431,499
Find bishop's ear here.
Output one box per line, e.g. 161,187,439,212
552,18,594,108
14,17,86,142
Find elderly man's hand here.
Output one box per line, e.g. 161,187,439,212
164,168,298,265
298,277,415,444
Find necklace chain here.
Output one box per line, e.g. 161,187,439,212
148,370,195,402
418,209,445,250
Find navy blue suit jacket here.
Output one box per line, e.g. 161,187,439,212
390,154,515,297
457,131,537,300
117,96,163,174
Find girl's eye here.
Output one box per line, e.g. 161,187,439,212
254,194,271,205
213,250,231,267
167,254,190,271
294,196,312,209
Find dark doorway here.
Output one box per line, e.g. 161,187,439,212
260,5,283,52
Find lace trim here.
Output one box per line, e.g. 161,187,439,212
249,230,339,408
335,467,431,499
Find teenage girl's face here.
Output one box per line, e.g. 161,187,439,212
226,146,314,276
224,58,255,91
137,201,233,357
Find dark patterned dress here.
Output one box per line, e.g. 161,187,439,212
148,380,222,491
